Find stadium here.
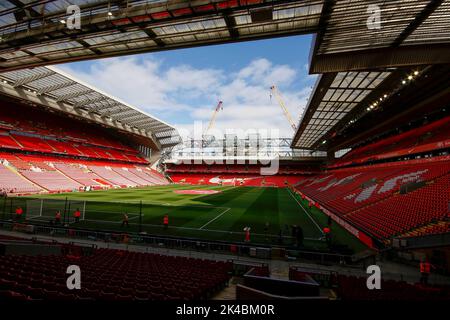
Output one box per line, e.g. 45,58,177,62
0,0,449,306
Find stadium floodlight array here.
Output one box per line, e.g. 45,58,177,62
26,199,86,225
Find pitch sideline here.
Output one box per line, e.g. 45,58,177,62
287,188,324,235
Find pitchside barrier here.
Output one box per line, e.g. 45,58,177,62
0,197,86,225
0,196,326,248
0,197,144,221
0,220,356,266
1,197,154,234
26,199,86,224
289,187,378,248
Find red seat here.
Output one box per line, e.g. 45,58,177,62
0,248,232,301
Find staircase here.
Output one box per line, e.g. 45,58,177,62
4,164,45,192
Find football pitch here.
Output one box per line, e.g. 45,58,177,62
14,185,366,252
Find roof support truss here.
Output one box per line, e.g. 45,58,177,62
74,95,109,108
13,70,54,87
55,88,91,102
37,81,76,95
310,43,450,73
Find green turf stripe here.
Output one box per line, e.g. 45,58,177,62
15,185,367,252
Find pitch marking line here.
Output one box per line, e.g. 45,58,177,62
69,218,321,241
27,216,46,221
199,207,231,230
188,186,237,200
83,210,142,216
76,218,320,240
126,215,140,221
63,199,228,209
287,188,324,235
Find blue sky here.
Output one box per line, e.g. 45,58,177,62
59,34,316,138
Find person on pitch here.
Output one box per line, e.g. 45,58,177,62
15,206,23,221
323,226,331,247
121,213,129,228
163,214,169,229
244,227,251,242
55,211,62,225
73,208,81,223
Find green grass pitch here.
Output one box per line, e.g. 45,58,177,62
17,184,367,252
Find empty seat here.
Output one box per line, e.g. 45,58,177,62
0,247,232,301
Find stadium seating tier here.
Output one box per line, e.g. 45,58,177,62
0,247,232,301
0,101,147,164
295,157,450,241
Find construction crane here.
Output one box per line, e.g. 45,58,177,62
204,100,223,135
270,85,297,131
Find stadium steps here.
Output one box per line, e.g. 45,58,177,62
42,138,58,152
112,167,149,186
328,289,338,300
399,220,450,238
166,174,174,183
94,178,113,186
4,163,44,192
211,277,237,300
8,135,23,148
53,166,88,187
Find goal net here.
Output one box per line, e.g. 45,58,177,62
26,199,86,224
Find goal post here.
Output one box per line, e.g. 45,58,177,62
63,199,86,224
25,199,44,220
25,198,86,223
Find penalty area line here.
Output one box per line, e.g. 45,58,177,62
199,207,231,230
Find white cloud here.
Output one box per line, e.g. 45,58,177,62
59,56,315,139
237,58,271,81
236,58,297,87
58,57,211,115
165,65,223,93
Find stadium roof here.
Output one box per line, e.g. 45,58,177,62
0,0,323,72
1,1,449,152
292,70,395,149
293,0,450,149
320,64,450,152
292,63,449,150
310,0,450,73
0,1,449,73
0,65,180,149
